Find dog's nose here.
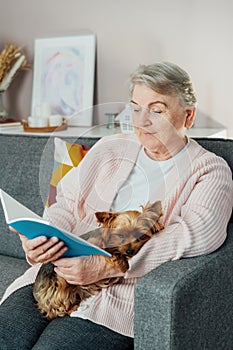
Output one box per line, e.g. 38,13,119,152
126,248,134,257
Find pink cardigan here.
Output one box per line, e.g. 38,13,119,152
1,134,233,337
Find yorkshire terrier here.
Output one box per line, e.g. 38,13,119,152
33,201,164,320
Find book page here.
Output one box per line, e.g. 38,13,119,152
0,189,42,224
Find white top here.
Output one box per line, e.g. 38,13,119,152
112,139,190,212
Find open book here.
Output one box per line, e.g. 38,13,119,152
0,189,111,258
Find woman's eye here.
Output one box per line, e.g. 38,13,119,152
151,109,162,115
130,104,141,113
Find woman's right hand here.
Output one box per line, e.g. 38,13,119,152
9,227,68,265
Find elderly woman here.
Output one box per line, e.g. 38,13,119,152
0,62,232,349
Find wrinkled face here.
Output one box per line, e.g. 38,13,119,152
131,84,195,160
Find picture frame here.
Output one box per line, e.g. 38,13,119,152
31,34,96,126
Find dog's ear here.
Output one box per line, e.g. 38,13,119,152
142,201,162,216
150,201,162,215
95,212,117,224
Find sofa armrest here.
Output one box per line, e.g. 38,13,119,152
134,223,233,350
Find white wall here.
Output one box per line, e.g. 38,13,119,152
1,0,233,137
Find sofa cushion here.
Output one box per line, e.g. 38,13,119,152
46,137,89,207
0,135,51,259
0,254,29,300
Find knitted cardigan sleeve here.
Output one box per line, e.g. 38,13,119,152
125,152,233,279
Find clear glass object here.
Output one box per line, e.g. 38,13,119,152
105,113,117,129
0,91,8,122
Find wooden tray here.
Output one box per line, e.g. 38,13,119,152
22,120,68,133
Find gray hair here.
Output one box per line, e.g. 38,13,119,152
129,62,197,108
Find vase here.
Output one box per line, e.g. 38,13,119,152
0,91,8,122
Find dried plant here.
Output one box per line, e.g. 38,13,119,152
0,43,30,91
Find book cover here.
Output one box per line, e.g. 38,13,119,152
0,189,111,258
0,121,22,131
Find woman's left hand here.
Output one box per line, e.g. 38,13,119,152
53,255,125,285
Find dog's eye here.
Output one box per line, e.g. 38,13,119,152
138,234,148,241
126,248,134,256
117,234,125,239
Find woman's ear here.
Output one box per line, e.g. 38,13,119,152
184,108,196,129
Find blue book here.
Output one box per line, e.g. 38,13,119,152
0,189,111,258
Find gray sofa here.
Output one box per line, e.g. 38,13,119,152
0,133,232,349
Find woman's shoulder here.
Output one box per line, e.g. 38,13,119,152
189,138,232,174
189,138,224,160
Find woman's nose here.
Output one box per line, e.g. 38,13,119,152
136,109,152,127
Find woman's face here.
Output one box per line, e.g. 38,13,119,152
131,84,195,160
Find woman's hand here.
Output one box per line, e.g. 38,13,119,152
53,255,125,285
9,226,68,265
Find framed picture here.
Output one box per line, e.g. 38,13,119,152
31,34,96,126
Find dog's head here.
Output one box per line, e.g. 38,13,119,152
95,201,164,258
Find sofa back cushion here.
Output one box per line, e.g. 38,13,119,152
0,135,232,259
46,137,89,207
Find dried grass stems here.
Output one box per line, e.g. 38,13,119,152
0,43,30,91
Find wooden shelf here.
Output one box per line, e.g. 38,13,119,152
0,114,227,139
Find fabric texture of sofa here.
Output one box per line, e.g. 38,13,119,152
0,133,232,349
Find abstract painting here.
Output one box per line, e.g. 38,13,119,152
31,34,95,126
